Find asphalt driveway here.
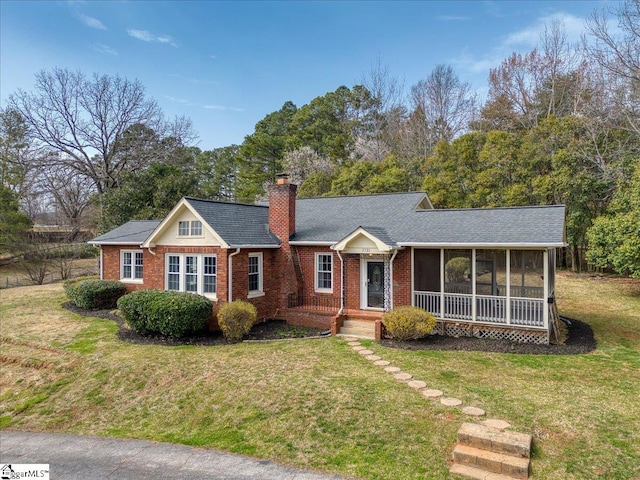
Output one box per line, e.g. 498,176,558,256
0,431,350,479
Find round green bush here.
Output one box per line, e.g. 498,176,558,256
64,278,126,310
216,300,258,342
117,290,212,339
445,257,469,283
382,306,436,341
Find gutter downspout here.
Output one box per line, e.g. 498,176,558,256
228,248,241,302
336,250,344,315
389,249,398,310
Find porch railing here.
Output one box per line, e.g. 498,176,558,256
287,293,341,312
413,291,544,328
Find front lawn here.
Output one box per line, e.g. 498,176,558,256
1,272,638,479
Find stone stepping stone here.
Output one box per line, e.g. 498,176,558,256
422,389,443,398
440,397,463,407
482,419,511,430
384,366,401,373
462,406,486,417
407,380,427,390
347,341,361,346
352,346,367,351
374,360,391,366
357,349,374,355
394,372,413,381
365,355,382,361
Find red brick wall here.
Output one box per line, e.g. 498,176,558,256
393,249,412,307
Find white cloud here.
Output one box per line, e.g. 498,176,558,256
75,12,107,30
127,29,178,47
452,11,588,79
93,44,118,55
204,105,244,112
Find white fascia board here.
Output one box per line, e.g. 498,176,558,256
398,242,567,248
88,241,145,246
227,244,281,249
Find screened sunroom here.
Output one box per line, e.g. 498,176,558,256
412,248,557,341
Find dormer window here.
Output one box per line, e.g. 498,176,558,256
178,220,203,237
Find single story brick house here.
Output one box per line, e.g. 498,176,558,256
90,175,566,344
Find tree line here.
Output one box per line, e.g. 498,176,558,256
1,0,638,277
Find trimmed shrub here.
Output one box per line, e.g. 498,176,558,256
117,290,212,339
217,300,258,342
445,257,469,283
64,278,126,310
382,306,436,341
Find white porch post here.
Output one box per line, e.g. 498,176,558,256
440,249,445,319
471,249,477,322
506,249,511,325
543,249,549,329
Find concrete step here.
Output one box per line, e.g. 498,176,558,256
338,327,375,339
450,463,521,480
342,319,376,329
458,423,531,458
453,444,529,480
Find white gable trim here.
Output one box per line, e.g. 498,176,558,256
142,198,229,248
331,227,395,254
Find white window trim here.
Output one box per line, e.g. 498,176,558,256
177,220,205,238
177,221,190,237
247,252,264,298
120,249,144,283
314,252,333,293
165,253,217,300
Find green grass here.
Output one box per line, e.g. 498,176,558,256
1,273,639,479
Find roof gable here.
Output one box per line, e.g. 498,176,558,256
142,198,228,248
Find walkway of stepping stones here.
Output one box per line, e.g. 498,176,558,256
346,338,512,428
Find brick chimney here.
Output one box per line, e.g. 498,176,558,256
268,173,297,243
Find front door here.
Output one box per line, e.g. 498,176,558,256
366,261,384,308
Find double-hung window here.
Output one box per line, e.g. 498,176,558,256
248,253,263,296
315,253,333,292
166,254,217,298
121,250,143,282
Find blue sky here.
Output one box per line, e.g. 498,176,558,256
1,1,604,151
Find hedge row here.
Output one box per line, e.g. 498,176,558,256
64,278,126,310
117,289,212,339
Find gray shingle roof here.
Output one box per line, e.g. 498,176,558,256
89,220,161,245
185,197,280,247
294,192,429,243
294,193,565,246
91,192,566,248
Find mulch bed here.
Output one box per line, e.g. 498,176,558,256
63,302,595,354
62,302,325,346
381,318,596,355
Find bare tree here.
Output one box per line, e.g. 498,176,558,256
586,0,640,137
41,164,95,240
360,56,407,162
410,64,477,152
8,68,196,195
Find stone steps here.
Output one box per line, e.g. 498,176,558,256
451,423,532,480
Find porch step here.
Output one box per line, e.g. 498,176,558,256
451,423,532,480
337,319,376,339
452,445,530,479
457,423,531,458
